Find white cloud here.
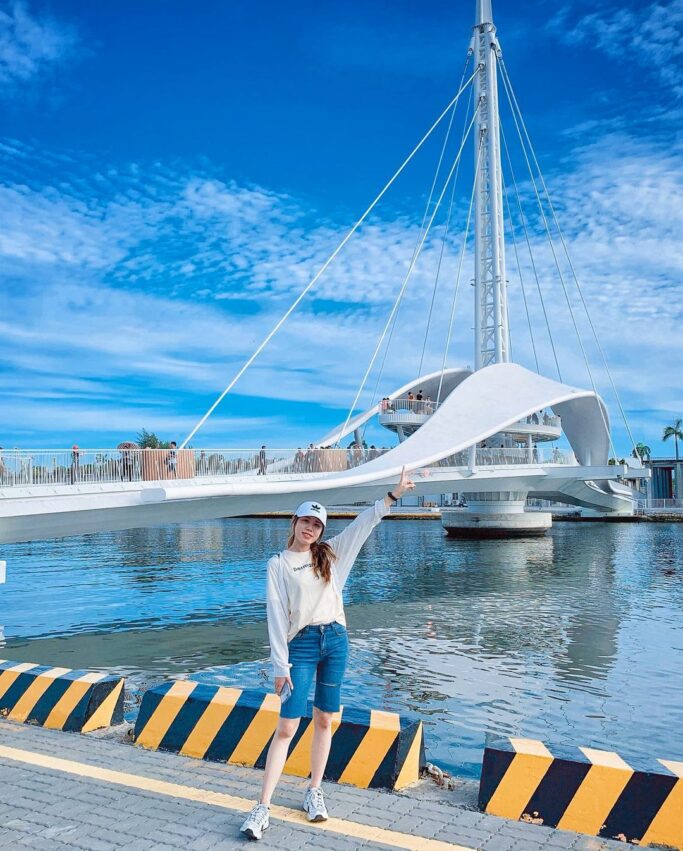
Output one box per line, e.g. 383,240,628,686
0,402,274,439
0,1,78,89
0,126,680,452
548,0,683,96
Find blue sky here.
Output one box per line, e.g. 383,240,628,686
0,0,681,455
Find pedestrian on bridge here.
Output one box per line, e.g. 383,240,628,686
240,467,415,841
258,445,267,475
70,445,80,485
166,441,177,478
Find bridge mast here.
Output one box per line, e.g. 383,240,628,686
472,0,508,369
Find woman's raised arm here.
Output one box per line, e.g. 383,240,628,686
329,467,415,587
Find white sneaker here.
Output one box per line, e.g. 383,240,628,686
303,786,328,822
240,803,270,840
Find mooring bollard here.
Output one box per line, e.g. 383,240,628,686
134,681,425,791
0,660,125,733
479,734,683,848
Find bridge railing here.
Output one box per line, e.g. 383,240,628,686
378,403,560,429
379,399,440,415
0,447,394,487
0,444,576,489
428,447,576,467
517,413,561,428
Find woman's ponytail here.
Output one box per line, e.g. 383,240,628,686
310,540,336,583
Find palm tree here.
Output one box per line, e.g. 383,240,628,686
663,418,683,501
632,442,651,463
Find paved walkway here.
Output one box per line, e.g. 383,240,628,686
0,719,628,850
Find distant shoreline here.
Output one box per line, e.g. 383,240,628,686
245,508,683,523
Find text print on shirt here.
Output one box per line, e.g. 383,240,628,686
293,562,312,572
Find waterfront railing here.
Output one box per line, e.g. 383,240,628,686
378,402,560,430
0,445,577,489
638,498,682,511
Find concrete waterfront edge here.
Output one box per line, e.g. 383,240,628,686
479,733,683,848
133,680,425,790
0,659,125,733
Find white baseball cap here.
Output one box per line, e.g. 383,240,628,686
294,500,327,527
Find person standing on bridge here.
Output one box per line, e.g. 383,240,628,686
240,467,415,841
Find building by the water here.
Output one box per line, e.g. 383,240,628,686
645,456,682,502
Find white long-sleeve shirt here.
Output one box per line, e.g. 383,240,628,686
266,499,390,677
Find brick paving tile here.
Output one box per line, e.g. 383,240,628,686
326,802,364,819
507,836,547,850
2,816,45,834
570,839,617,851
65,833,117,851
463,831,498,850
447,809,488,829
478,835,519,851
0,720,635,851
120,840,167,851
0,831,34,849
383,794,417,809
539,833,582,849
541,836,578,850
431,825,483,844
149,826,207,845
18,837,74,851
382,814,425,832
188,832,236,851
345,813,395,829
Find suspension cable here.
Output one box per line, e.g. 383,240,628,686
499,56,639,458
332,102,481,447
418,78,474,377
501,169,539,372
416,53,473,254
498,61,618,458
436,136,482,406
500,122,561,380
179,69,478,448
362,53,474,432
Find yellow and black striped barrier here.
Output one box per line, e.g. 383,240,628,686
479,734,683,848
0,659,124,733
134,681,424,790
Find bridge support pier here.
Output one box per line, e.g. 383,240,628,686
442,491,551,538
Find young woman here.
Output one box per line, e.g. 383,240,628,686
240,468,415,840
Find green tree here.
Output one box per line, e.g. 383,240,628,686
632,442,651,462
663,418,682,500
136,429,170,449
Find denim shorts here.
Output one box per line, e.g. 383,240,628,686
280,622,349,719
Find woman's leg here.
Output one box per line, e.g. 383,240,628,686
310,707,334,788
310,625,349,787
260,632,317,806
259,716,300,806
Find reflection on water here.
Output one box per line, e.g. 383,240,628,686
1,518,682,777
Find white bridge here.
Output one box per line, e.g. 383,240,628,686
0,0,645,545
0,364,640,544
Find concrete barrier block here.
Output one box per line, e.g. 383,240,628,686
134,681,424,790
0,659,125,733
479,734,683,848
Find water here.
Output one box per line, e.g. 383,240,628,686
1,517,682,778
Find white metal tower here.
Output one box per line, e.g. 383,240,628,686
472,0,509,369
